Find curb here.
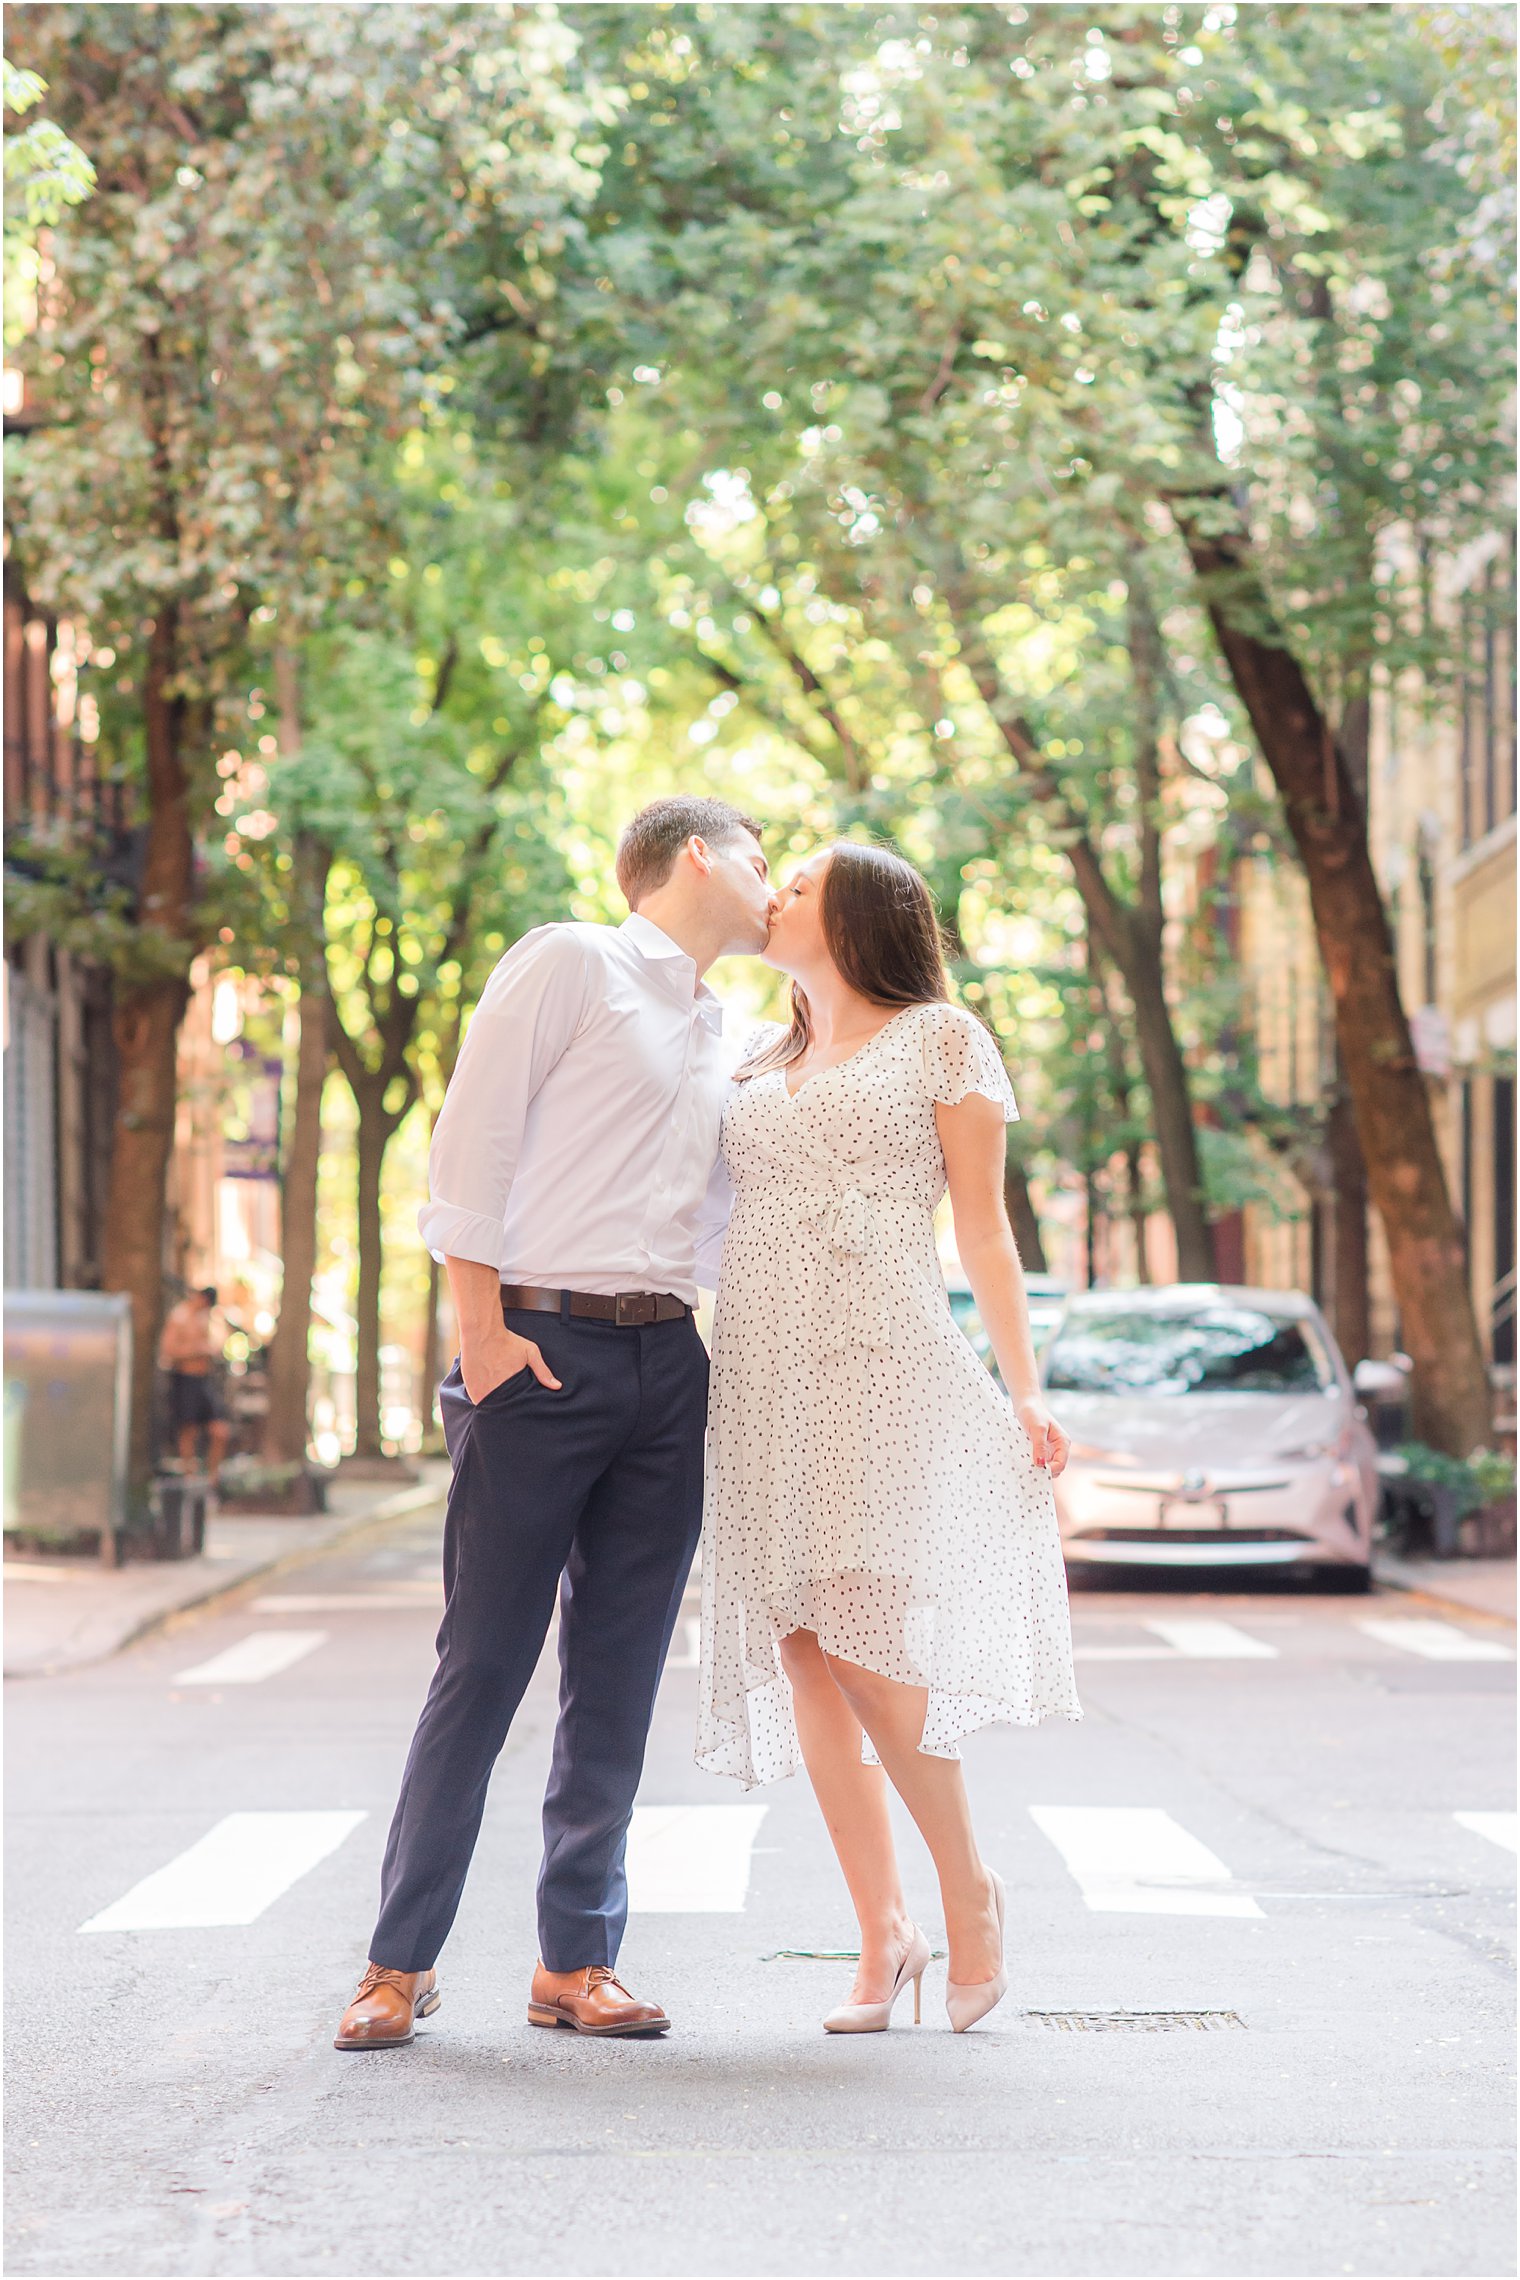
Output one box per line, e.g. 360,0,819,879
7,1475,448,1679
1372,1558,1517,1633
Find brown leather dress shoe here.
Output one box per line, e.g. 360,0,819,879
333,1963,440,2051
527,1962,670,2037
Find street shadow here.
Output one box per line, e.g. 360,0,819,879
1065,1563,1376,1600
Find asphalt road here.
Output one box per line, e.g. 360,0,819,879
6,1503,1515,2280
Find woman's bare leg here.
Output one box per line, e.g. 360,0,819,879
778,1629,916,2003
822,1652,1000,1986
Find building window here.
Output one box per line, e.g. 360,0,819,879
1494,1075,1516,1372
1417,842,1438,1005
1460,1077,1474,1267
1482,553,1498,838
1460,588,1475,849
1458,536,1518,850
1505,533,1518,826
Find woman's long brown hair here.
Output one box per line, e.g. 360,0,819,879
738,841,952,1079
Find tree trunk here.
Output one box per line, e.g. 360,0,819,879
263,961,327,1462
948,601,1215,1279
417,1018,462,1442
1177,516,1489,1452
104,979,190,1500
1121,941,1213,1280
1093,939,1152,1286
1323,1080,1372,1368
1003,1151,1048,1273
1325,688,1373,1371
99,608,196,1504
263,651,329,1464
351,1081,392,1461
419,1248,443,1436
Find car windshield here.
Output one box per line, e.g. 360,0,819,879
1043,1306,1334,1396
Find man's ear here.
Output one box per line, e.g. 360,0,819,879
686,833,714,878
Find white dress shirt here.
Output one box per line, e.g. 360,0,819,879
418,913,736,1305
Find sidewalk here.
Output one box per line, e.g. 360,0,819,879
1373,1548,1516,1626
3,1460,450,1679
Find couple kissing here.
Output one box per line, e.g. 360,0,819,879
336,796,1080,2053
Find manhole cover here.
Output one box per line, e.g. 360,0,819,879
1024,2010,1245,2032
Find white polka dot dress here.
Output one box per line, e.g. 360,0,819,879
696,999,1082,1790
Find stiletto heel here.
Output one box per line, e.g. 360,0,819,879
823,1926,932,2034
946,1869,1007,2034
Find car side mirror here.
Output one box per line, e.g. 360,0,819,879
1353,1358,1406,1398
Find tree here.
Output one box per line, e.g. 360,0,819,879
3,56,93,341
561,6,1280,1277
258,652,330,1465
268,437,581,1455
5,3,600,1490
1153,3,1513,1445
568,1,1510,1448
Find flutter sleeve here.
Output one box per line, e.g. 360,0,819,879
733,1015,790,1073
920,1002,1019,1123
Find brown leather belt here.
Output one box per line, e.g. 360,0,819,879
501,1283,692,1327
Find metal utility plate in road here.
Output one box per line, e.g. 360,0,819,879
1159,1497,1227,1529
1026,2011,1246,2033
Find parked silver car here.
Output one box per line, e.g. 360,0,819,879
1036,1285,1389,1589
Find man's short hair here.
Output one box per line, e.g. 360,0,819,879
615,797,764,908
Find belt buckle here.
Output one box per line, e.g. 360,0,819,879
615,1292,656,1326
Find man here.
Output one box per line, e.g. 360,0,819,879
157,1286,229,1485
335,796,774,2051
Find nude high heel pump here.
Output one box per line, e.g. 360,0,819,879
946,1869,1007,2034
823,1926,931,2034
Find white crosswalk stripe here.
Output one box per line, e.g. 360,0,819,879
1074,1647,1179,1662
625,1805,768,1912
173,1630,328,1686
249,1589,440,1614
1357,1618,1514,1663
1453,1810,1518,1855
1143,1619,1277,1659
78,1810,367,1932
1029,1806,1264,1918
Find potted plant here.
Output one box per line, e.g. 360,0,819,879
1463,1448,1518,1557
1384,1444,1516,1558
214,1456,330,1517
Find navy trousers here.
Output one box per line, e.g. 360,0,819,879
369,1303,709,1973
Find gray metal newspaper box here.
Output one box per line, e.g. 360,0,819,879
4,1290,132,1561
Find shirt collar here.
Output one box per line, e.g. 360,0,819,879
619,912,725,1030
620,911,689,963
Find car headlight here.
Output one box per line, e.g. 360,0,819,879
1279,1428,1356,1463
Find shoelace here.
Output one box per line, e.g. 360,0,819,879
356,1964,424,1999
583,1966,632,1999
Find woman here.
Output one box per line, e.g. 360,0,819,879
697,841,1081,2034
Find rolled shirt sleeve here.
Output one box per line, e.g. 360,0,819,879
418,926,591,1268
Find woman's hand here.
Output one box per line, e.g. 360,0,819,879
1015,1395,1069,1479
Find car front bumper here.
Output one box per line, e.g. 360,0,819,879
1060,1536,1344,1567
1054,1459,1372,1568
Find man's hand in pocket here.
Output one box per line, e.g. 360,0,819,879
462,1325,562,1404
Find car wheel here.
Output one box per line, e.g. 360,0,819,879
1324,1563,1373,1595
